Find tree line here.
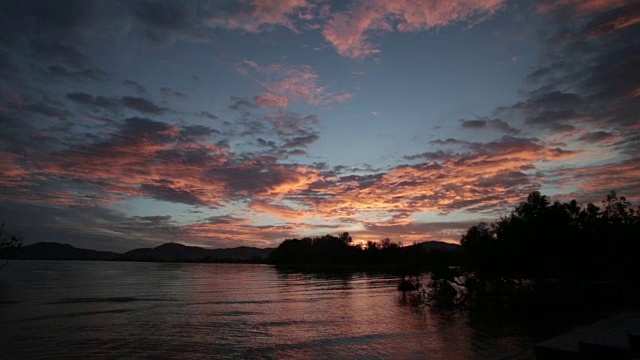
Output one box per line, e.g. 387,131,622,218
424,190,640,311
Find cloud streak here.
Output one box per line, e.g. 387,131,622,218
322,0,505,58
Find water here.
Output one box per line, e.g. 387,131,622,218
0,261,534,359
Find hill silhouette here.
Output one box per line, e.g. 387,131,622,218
20,242,119,261
20,242,274,263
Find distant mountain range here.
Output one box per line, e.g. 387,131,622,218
19,242,274,263
17,240,460,263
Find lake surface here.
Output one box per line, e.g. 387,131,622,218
0,261,534,359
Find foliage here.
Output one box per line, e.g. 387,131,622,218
0,223,23,271
452,191,640,309
268,232,419,270
461,191,639,283
407,191,640,311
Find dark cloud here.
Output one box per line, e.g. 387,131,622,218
257,138,278,149
30,40,93,68
45,65,109,83
209,160,303,195
123,79,148,95
459,117,520,134
228,96,258,111
24,100,71,120
133,215,171,224
122,117,172,137
263,112,319,137
134,1,209,44
283,133,320,148
0,0,97,46
0,49,19,79
121,96,166,115
0,201,155,252
502,3,640,143
181,124,220,140
577,131,616,143
66,92,120,112
192,110,218,120
160,87,188,98
403,150,453,161
66,92,167,115
139,183,207,206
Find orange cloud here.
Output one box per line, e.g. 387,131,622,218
323,0,505,58
555,158,640,201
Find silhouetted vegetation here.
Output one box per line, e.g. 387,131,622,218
410,191,640,332
268,232,460,274
0,223,23,271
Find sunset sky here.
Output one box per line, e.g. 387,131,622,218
1,0,638,251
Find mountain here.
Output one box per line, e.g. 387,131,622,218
417,241,461,253
120,243,212,262
19,242,274,262
17,241,453,263
120,242,274,262
20,242,120,261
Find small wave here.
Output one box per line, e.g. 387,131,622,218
50,297,178,304
7,308,134,324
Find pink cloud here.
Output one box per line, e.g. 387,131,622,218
0,152,30,187
255,93,289,108
208,0,310,33
322,0,505,58
538,0,629,14
244,61,353,108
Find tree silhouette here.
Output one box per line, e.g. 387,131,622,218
0,223,23,271
460,191,640,291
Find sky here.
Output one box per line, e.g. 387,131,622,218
1,0,639,252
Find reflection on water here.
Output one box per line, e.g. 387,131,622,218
0,261,534,359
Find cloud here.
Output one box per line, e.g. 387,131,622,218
0,0,97,46
263,112,319,138
67,92,167,115
322,0,505,58
500,1,639,158
139,183,209,206
538,0,629,15
283,133,319,148
292,135,583,226
0,49,19,79
120,96,167,115
553,157,640,201
160,87,188,98
229,96,258,112
255,93,289,108
134,1,210,44
577,130,617,143
207,0,310,33
250,199,307,220
29,40,94,69
243,61,353,108
123,80,148,95
460,117,520,134
44,65,109,83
